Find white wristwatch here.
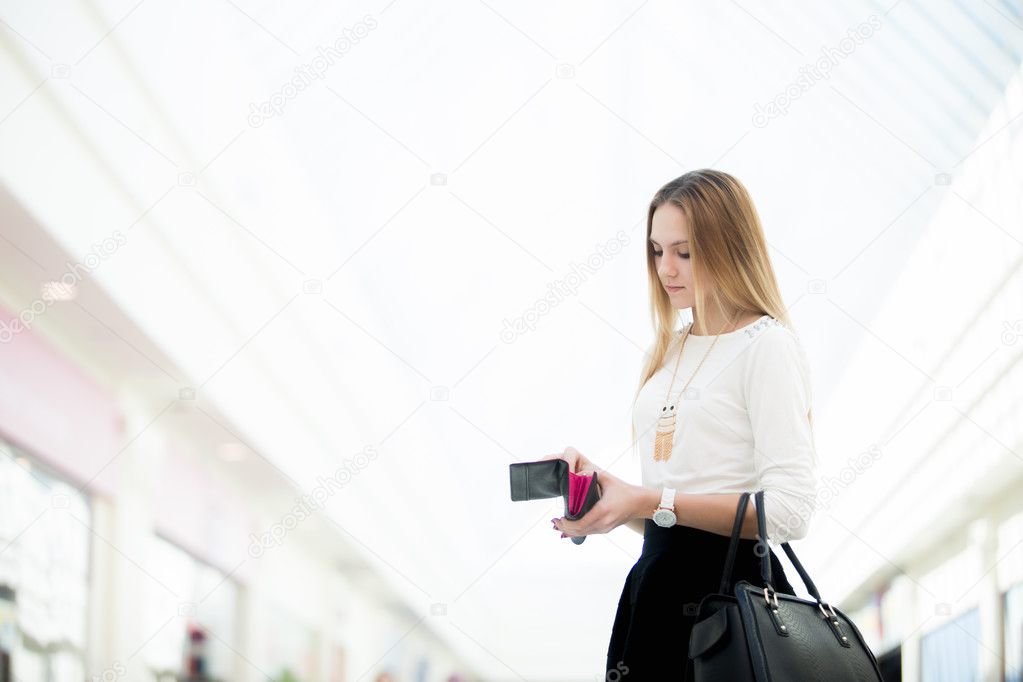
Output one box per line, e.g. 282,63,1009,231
652,486,677,528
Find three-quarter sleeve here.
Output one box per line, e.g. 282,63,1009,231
743,326,819,543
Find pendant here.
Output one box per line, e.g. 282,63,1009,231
653,404,676,461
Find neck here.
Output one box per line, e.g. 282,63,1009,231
690,309,759,336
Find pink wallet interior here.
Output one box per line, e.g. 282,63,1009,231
567,470,594,516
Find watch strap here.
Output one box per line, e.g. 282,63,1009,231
658,486,676,510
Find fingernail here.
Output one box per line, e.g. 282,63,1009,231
560,532,567,538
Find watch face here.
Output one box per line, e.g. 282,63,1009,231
653,509,676,527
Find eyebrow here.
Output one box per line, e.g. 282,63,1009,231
649,239,688,247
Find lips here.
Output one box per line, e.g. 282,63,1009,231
665,285,684,293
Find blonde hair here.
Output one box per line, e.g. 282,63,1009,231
630,169,814,451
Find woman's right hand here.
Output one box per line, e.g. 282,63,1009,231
541,446,595,474
543,447,600,537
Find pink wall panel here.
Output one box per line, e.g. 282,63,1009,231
0,305,121,495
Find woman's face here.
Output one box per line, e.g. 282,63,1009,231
650,202,695,309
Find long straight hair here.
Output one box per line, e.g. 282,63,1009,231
630,169,814,451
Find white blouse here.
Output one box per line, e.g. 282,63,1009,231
634,314,819,543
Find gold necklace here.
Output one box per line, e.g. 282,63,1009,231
652,311,738,462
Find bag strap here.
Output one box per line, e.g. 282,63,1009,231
754,489,774,588
717,492,751,594
753,489,823,601
716,489,824,600
780,540,822,601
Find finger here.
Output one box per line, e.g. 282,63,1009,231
556,519,583,536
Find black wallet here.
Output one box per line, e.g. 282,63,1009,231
508,458,602,545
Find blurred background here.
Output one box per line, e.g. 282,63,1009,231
0,0,1021,680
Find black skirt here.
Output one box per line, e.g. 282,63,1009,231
605,519,796,680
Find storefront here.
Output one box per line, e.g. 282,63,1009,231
0,440,91,681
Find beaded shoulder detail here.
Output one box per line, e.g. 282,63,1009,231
678,315,784,340
742,315,783,340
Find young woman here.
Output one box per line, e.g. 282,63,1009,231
547,169,819,678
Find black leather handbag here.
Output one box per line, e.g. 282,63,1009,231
508,458,601,545
688,490,883,681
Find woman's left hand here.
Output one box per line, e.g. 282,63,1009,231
553,468,651,540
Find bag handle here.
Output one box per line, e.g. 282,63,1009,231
717,489,823,601
717,492,751,594
753,489,823,601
